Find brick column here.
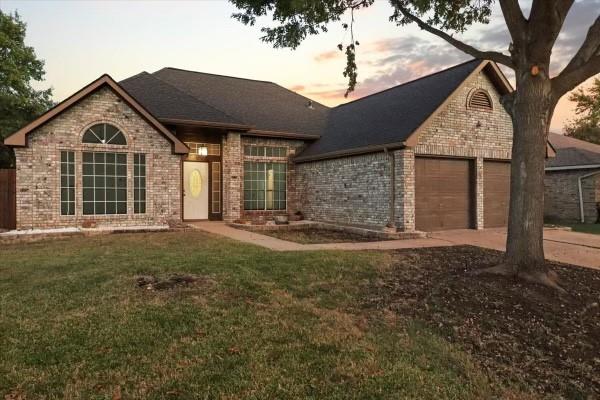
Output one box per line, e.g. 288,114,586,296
475,157,484,229
222,132,242,222
394,148,415,232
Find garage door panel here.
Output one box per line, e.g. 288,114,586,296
484,161,510,228
415,157,474,231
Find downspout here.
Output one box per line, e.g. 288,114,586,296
577,170,600,223
384,147,396,230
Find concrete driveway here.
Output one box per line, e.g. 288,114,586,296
430,228,600,270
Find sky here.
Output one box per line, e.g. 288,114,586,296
2,0,599,133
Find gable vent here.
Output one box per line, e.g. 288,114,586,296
469,89,493,111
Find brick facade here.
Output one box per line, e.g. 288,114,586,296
296,152,392,228
544,169,600,223
13,87,181,230
295,70,514,231
10,70,516,232
222,134,306,222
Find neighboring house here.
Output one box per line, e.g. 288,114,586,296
545,133,600,224
3,59,515,232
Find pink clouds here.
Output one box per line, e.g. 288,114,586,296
314,50,340,62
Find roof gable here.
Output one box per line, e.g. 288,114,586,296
4,74,188,154
297,59,510,161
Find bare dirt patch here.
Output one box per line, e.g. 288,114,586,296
244,227,394,244
366,246,600,398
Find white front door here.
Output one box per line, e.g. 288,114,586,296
183,161,209,220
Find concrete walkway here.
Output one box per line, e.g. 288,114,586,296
189,222,600,270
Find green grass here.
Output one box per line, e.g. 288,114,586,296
0,231,501,399
566,223,600,235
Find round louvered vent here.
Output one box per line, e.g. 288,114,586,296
469,89,493,111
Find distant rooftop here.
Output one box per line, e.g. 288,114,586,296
547,132,600,168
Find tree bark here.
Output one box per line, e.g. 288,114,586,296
498,68,563,289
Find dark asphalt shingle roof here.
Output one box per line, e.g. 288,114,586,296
297,59,482,159
120,72,241,125
150,68,329,136
547,132,600,168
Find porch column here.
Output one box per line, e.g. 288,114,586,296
475,157,484,229
222,132,242,222
394,148,415,232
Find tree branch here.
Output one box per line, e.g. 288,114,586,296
551,15,600,98
552,55,600,99
498,0,527,48
396,5,514,68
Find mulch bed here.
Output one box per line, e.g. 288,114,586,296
366,246,600,398
246,227,393,244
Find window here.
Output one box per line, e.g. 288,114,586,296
134,154,146,214
468,89,493,111
244,145,287,158
185,142,220,158
211,162,221,213
82,152,127,215
60,151,75,215
82,123,127,145
244,162,286,210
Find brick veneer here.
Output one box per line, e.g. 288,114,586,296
222,134,306,222
544,169,600,223
222,132,242,222
13,87,181,230
296,70,514,231
296,152,392,228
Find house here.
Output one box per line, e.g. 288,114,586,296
3,59,515,232
545,133,600,224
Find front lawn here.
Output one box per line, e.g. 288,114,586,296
1,231,597,398
566,223,600,235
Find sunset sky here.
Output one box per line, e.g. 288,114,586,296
2,0,599,133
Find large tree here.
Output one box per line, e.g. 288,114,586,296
0,10,53,168
230,0,600,289
565,77,600,144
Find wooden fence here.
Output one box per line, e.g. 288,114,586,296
0,169,16,230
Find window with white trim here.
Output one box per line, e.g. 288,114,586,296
82,123,127,145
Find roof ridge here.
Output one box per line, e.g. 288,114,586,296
147,72,246,125
335,58,481,108
155,66,276,85
120,71,151,83
270,82,330,110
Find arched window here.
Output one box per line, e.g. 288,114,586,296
468,89,493,111
82,123,127,145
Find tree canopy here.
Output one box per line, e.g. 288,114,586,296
565,78,600,145
231,0,600,287
0,10,53,168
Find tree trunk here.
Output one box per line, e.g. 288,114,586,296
497,70,563,289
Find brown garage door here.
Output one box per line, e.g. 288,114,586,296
484,161,510,227
415,157,474,231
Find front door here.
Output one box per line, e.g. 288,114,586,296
183,161,209,220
